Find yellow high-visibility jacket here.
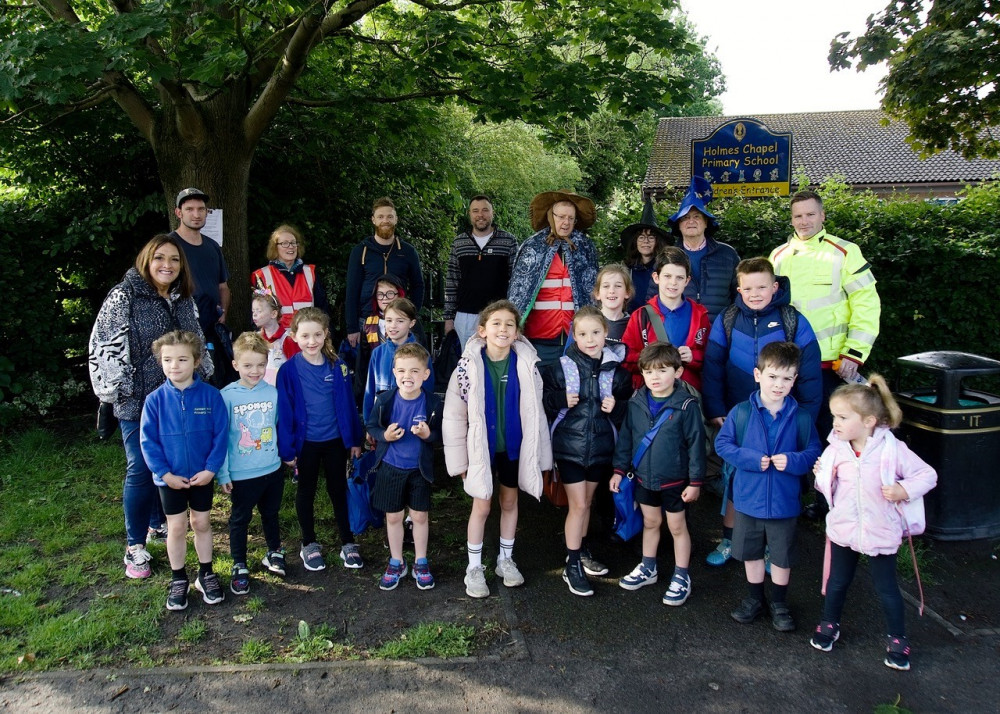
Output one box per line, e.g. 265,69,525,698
769,229,880,364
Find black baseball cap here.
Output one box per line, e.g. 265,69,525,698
175,187,209,208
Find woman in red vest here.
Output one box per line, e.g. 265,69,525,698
250,224,330,329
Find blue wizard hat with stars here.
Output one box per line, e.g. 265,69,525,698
668,176,719,238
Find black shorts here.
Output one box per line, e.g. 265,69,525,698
634,481,686,513
370,463,432,513
557,461,612,485
159,482,214,515
731,511,798,568
493,451,519,490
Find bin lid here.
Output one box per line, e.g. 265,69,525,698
896,351,1000,376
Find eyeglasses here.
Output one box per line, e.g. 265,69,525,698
276,241,297,248
376,291,398,300
636,235,658,243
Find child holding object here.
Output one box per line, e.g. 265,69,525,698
810,376,937,671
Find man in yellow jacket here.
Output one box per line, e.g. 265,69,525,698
770,189,881,518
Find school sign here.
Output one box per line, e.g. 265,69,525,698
692,119,791,197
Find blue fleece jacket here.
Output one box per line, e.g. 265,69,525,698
276,353,362,462
218,380,281,485
362,333,434,423
714,392,822,519
140,375,229,487
702,276,822,421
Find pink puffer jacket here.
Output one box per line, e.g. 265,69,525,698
815,427,937,556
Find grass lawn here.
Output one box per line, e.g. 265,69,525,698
0,420,502,671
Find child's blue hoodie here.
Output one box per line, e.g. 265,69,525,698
140,374,228,487
218,379,281,485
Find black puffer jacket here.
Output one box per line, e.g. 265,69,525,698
541,343,632,468
89,268,211,422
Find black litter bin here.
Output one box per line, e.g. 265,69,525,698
894,351,1000,540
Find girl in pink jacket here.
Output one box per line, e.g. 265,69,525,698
809,375,936,672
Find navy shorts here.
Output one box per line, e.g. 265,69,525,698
370,462,432,513
159,482,214,515
634,481,686,514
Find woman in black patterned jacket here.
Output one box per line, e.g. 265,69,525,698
89,234,212,580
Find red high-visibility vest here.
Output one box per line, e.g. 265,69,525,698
251,264,316,329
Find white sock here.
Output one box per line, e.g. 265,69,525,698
467,542,483,570
499,537,515,561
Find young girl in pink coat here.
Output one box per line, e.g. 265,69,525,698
810,375,937,672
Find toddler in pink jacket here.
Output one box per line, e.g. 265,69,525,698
809,375,937,672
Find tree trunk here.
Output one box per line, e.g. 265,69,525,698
150,91,255,331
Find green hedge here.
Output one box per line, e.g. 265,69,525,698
595,178,1000,376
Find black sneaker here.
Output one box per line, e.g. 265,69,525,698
166,578,189,612
884,635,911,671
194,572,225,605
769,602,796,632
230,564,250,596
731,597,764,624
810,621,841,652
562,560,594,597
579,549,609,577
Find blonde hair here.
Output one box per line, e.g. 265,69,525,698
232,331,269,360
266,224,305,262
152,330,202,361
289,307,338,363
394,342,430,367
252,291,282,314
592,263,634,302
830,374,903,429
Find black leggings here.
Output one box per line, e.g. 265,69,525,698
823,542,905,636
296,439,353,547
229,469,284,564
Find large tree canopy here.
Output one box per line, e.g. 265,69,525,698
829,0,1000,159
1,0,715,318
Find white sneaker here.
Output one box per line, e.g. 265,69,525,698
495,557,524,587
464,565,490,598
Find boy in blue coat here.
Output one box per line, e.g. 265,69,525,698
218,332,286,595
140,330,228,612
715,341,822,632
366,343,443,591
610,343,705,607
702,257,822,567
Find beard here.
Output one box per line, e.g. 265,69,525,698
375,224,395,240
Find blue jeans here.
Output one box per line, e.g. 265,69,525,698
120,419,165,546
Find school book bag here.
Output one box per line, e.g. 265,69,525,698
720,303,798,346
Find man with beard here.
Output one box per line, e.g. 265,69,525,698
345,197,425,348
443,195,519,349
170,188,231,341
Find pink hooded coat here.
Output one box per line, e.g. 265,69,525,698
815,427,937,556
